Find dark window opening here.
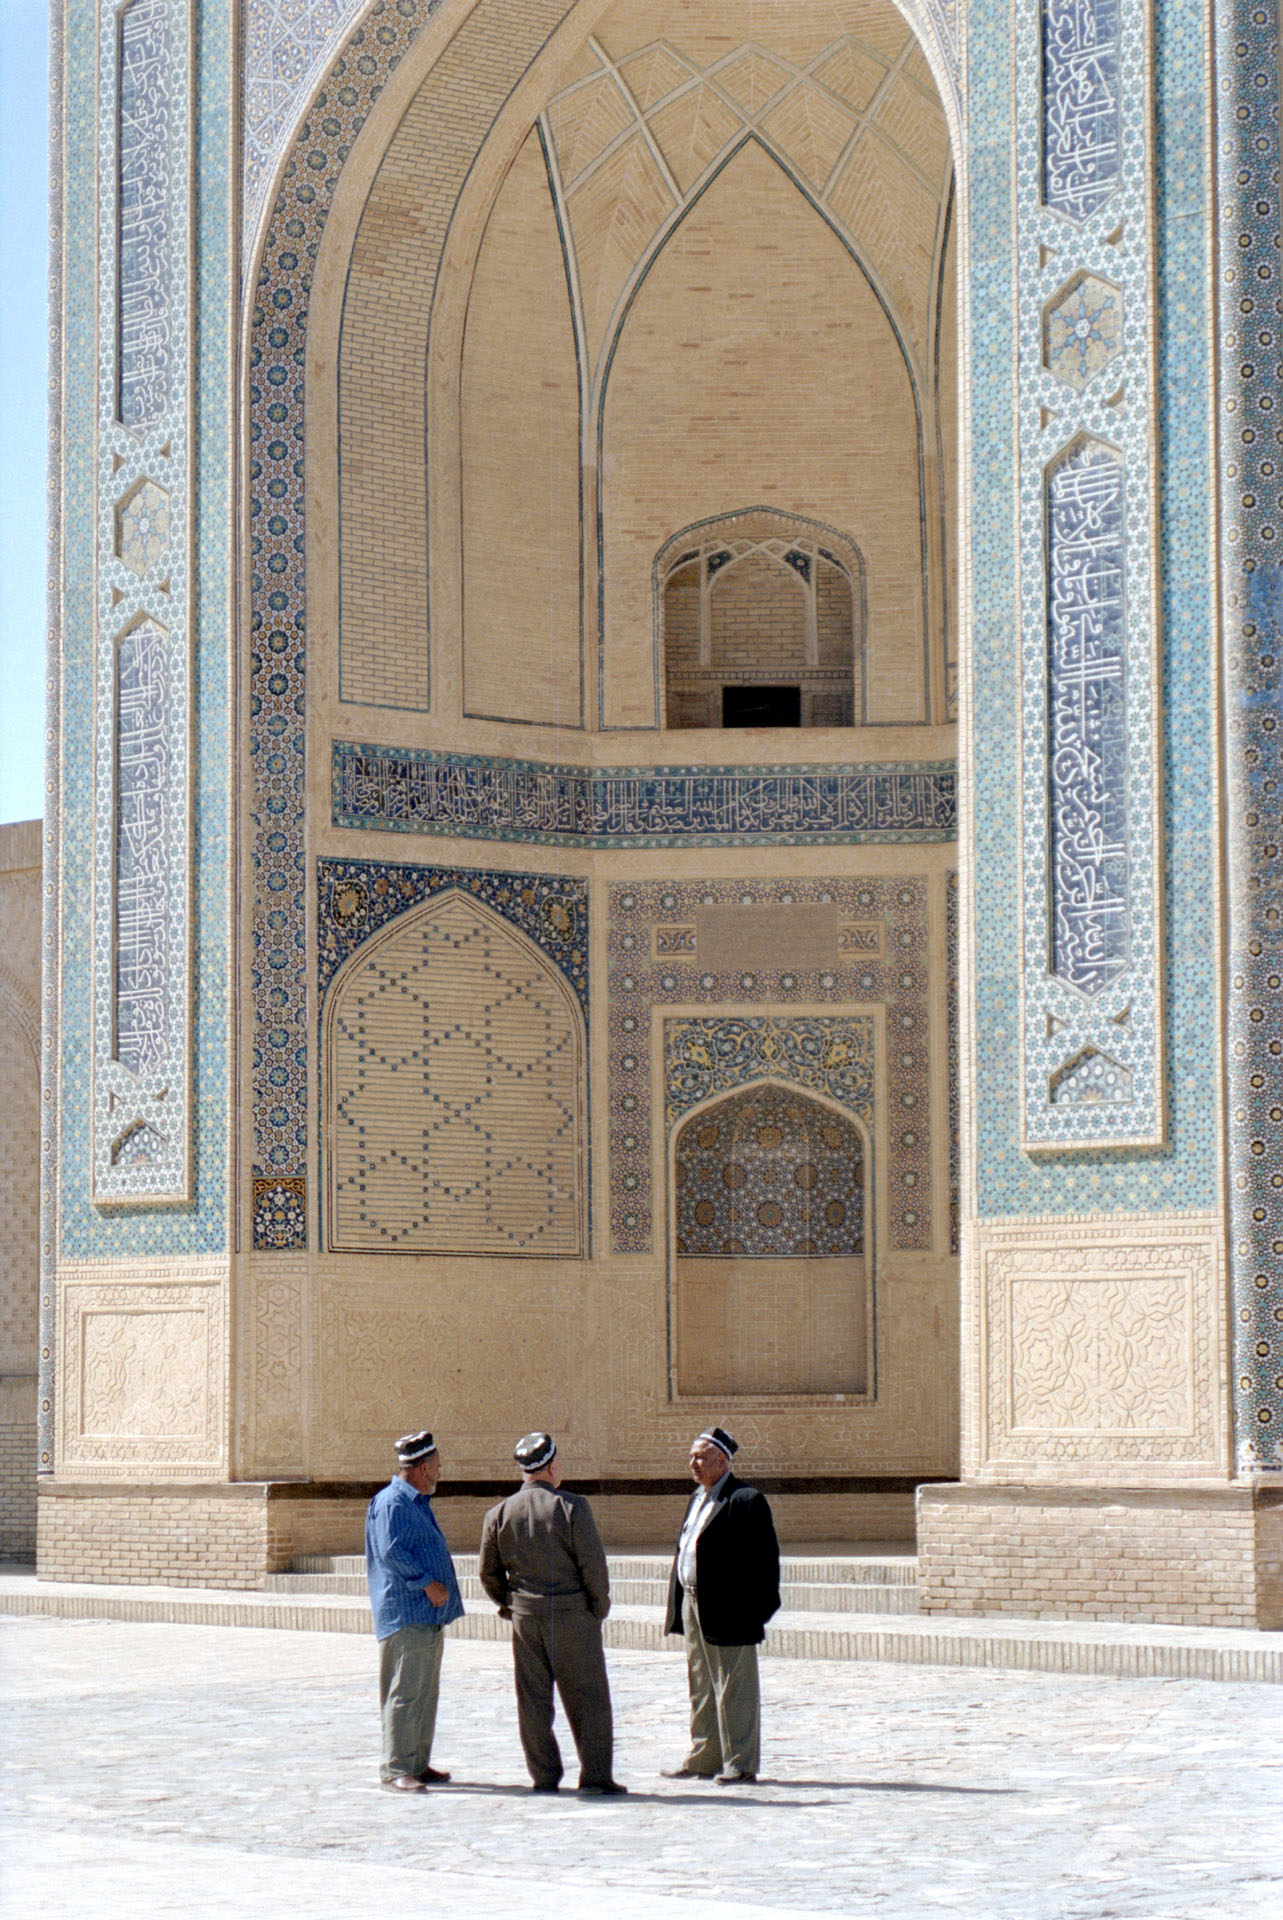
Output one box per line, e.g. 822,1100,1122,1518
723,684,801,728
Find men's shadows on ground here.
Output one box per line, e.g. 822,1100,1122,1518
400,1779,1020,1805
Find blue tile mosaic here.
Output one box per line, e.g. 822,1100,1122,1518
970,0,1218,1206
242,0,371,259
248,0,438,1248
1215,0,1283,1466
57,0,233,1260
90,0,195,1204
333,742,959,848
1016,0,1164,1148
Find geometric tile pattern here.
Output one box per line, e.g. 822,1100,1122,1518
91,0,193,1202
1215,0,1283,1467
674,1080,865,1258
1016,0,1163,1148
248,0,436,1248
332,741,959,847
609,879,931,1254
968,0,1217,1216
270,856,589,1255
326,893,585,1256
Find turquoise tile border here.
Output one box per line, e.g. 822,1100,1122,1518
57,0,233,1260
970,0,1219,1213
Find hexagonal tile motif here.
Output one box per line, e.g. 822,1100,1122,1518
115,476,170,577
1043,274,1123,391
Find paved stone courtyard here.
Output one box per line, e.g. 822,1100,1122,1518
1,1618,1280,1918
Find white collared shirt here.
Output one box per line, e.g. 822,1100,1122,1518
677,1469,730,1589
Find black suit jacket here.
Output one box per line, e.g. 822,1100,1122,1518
664,1473,781,1646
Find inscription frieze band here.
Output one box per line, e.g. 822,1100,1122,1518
333,743,957,847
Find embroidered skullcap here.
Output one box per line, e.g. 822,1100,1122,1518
395,1430,438,1464
514,1431,558,1472
696,1427,738,1459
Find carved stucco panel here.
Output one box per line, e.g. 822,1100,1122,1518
57,1266,226,1472
977,1216,1226,1478
242,1260,306,1475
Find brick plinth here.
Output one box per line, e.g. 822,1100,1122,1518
916,1482,1283,1629
37,1481,923,1585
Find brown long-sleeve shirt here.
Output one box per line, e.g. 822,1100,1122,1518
479,1480,611,1619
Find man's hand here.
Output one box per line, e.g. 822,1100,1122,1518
424,1580,449,1606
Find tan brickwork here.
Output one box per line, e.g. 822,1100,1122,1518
38,1484,271,1589
0,822,40,1560
916,1484,1283,1630
337,0,574,707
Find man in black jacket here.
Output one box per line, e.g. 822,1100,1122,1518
662,1427,780,1785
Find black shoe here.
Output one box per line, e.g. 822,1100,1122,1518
579,1780,628,1796
531,1781,561,1793
414,1765,451,1785
715,1771,757,1785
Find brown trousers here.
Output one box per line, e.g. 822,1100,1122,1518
510,1604,614,1789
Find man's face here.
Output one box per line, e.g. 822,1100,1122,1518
689,1439,727,1488
407,1451,442,1495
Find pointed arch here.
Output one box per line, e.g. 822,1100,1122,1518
323,891,587,1255
670,1079,871,1396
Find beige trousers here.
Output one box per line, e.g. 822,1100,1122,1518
378,1622,445,1780
681,1590,761,1777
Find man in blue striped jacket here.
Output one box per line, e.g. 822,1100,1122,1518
365,1429,465,1792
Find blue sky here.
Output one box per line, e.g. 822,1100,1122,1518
0,1,50,826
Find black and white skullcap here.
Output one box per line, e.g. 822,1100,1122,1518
696,1427,738,1458
395,1429,438,1463
514,1431,557,1471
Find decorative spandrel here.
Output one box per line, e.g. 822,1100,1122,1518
1041,0,1121,224
1046,436,1130,995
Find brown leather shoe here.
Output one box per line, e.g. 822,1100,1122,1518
381,1774,427,1793
414,1766,452,1785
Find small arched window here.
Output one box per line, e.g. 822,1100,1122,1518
659,511,863,730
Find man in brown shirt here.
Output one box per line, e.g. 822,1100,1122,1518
479,1431,625,1796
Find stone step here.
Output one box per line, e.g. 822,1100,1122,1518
264,1570,921,1614
3,1568,1280,1683
290,1550,919,1587
275,1571,923,1612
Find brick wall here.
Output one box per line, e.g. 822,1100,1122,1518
38,1485,271,1589
916,1483,1283,1629
0,1377,37,1558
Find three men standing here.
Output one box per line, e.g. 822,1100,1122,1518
365,1430,464,1792
479,1431,626,1796
663,1427,781,1785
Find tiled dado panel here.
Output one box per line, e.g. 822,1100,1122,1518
333,742,958,847
55,1260,228,1476
1016,0,1162,1148
1216,1,1283,1467
971,1215,1228,1483
608,879,934,1254
92,0,194,1202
